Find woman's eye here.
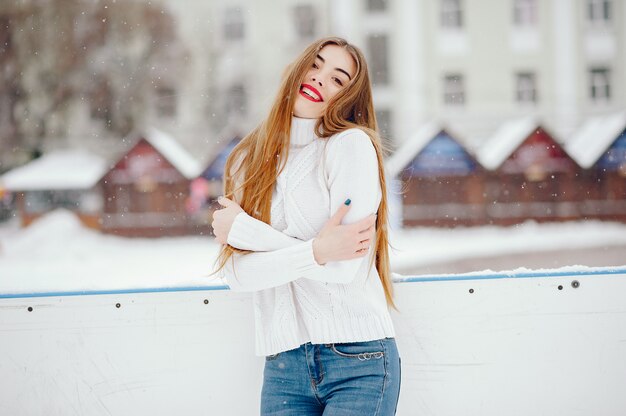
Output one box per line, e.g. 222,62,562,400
334,78,343,86
312,63,318,69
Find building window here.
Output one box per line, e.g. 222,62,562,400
587,0,611,23
589,67,611,101
513,0,537,26
223,7,245,40
366,0,388,12
292,4,316,39
367,34,389,86
89,75,112,123
441,0,463,28
155,85,177,118
443,73,465,105
515,72,537,103
227,83,247,115
375,109,392,139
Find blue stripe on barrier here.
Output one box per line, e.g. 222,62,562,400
0,285,229,299
0,268,624,299
396,267,626,283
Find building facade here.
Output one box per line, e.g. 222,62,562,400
331,0,626,150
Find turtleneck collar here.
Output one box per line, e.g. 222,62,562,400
290,116,320,146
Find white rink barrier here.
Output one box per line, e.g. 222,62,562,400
1,268,625,416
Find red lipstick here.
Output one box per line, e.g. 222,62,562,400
300,84,323,102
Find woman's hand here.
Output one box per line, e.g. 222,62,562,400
312,201,377,265
212,196,245,245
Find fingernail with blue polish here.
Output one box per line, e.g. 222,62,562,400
344,199,351,205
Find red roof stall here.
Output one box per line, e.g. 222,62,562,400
478,118,579,225
98,128,202,237
386,123,484,227
566,111,626,222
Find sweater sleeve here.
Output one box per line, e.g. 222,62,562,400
227,211,305,251
225,148,307,251
221,129,382,292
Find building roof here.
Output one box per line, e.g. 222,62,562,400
385,121,446,177
565,111,626,169
0,149,108,191
477,116,540,171
142,127,203,179
202,136,242,180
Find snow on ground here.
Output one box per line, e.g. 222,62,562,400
1,208,625,295
0,210,220,294
389,220,626,272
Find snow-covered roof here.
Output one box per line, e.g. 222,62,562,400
477,116,539,170
143,127,203,179
385,122,445,177
565,111,626,169
0,149,108,191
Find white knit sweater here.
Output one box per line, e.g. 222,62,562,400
221,116,395,357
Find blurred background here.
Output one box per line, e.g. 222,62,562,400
0,0,625,287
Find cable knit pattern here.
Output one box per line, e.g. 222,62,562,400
220,116,395,357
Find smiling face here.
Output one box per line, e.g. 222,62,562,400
293,44,357,119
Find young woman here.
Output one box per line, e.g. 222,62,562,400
211,36,401,415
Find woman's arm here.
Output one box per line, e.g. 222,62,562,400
213,149,307,251
226,201,371,253
221,129,381,292
226,211,305,251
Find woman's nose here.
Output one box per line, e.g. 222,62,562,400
311,76,322,86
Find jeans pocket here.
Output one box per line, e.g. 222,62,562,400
265,352,281,361
329,340,385,360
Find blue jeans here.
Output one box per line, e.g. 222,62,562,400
261,337,401,415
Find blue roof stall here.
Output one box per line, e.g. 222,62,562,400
201,137,242,181
597,130,626,172
404,131,477,177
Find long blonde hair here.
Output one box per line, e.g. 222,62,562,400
210,36,397,310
